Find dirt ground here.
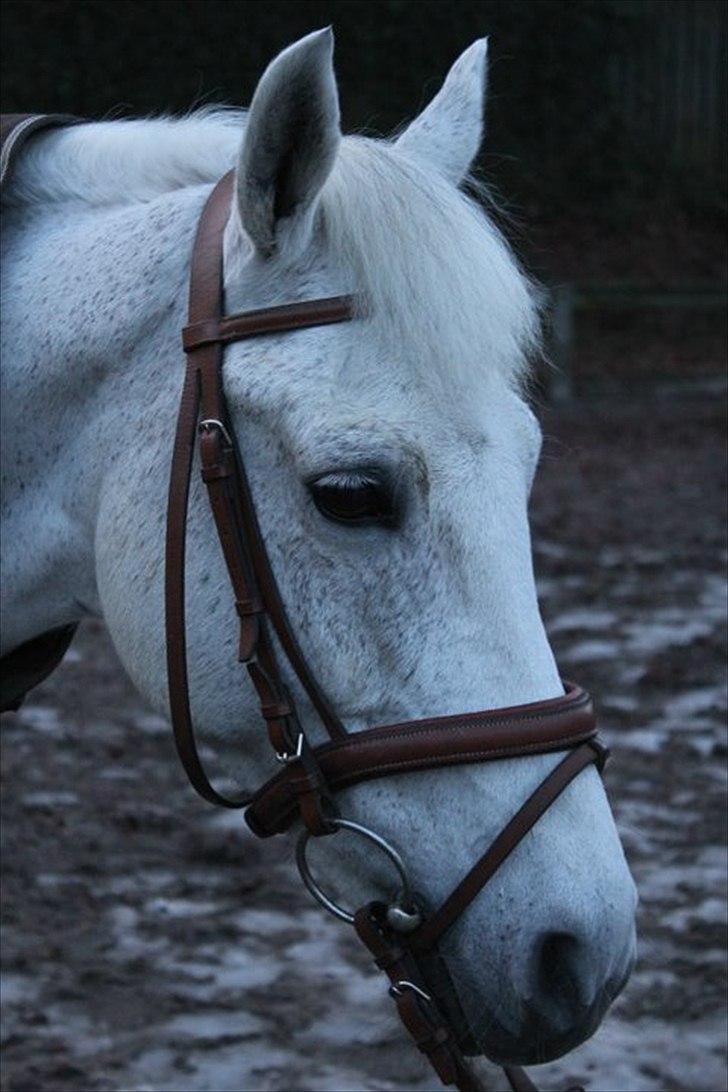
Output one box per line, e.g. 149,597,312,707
1,391,726,1092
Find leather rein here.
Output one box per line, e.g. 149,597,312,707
166,169,605,1092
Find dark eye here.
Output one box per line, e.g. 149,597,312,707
308,470,397,527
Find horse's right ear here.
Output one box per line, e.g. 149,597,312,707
395,39,488,186
236,28,341,259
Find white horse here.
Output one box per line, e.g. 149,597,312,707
1,30,636,1072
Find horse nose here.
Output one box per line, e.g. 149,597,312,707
521,927,636,1049
481,924,636,1064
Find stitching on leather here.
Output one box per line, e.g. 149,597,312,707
314,696,591,758
336,734,596,781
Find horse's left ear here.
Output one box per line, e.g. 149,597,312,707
396,38,488,185
236,28,341,258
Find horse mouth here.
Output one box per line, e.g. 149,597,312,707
462,961,635,1065
475,1008,603,1066
438,934,637,1062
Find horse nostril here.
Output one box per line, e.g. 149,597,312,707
534,931,592,1012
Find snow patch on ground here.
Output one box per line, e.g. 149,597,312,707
535,1011,727,1092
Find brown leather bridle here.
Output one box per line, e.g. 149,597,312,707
166,169,606,1092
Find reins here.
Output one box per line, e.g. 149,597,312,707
165,169,606,1092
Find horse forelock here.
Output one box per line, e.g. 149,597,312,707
322,138,541,394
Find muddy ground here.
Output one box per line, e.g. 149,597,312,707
1,391,726,1092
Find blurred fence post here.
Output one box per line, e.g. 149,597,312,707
549,283,575,403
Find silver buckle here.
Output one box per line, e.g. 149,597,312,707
275,733,304,765
198,418,232,445
389,980,432,1003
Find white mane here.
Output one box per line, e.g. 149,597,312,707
7,111,540,389
4,110,244,207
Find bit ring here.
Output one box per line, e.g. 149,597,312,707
296,817,419,927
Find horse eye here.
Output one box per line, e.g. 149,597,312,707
308,470,396,527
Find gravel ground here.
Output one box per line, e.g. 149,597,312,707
1,392,726,1092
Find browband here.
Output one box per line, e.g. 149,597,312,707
182,295,356,352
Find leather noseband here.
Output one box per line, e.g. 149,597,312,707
165,170,606,1092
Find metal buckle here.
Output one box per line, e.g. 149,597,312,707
198,418,232,445
275,732,304,765
296,817,421,928
389,980,432,1003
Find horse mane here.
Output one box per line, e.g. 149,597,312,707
6,110,540,391
3,109,244,207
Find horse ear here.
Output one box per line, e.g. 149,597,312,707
236,28,341,257
395,39,488,185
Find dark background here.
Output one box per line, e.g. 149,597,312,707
3,0,726,216
2,0,727,384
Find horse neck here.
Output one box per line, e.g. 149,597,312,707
0,184,207,653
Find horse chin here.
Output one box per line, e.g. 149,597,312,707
472,1010,602,1066
419,953,608,1063
440,944,636,1064
464,964,634,1065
